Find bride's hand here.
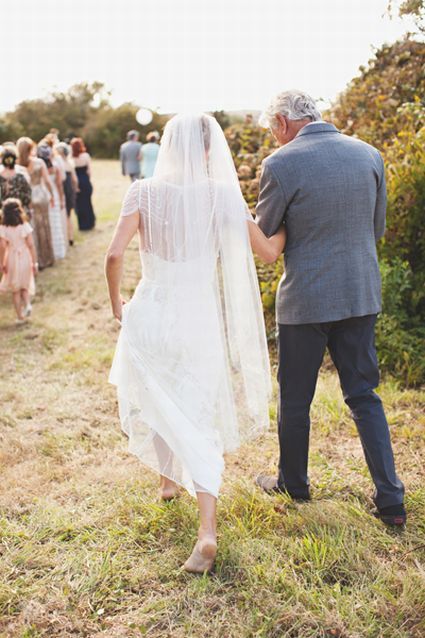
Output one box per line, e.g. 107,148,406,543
112,296,127,323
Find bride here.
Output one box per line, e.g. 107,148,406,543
105,113,286,573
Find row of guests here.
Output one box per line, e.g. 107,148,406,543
0,135,96,323
0,136,96,270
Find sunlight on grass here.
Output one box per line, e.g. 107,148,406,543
0,161,423,637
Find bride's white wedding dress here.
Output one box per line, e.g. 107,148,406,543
109,114,271,497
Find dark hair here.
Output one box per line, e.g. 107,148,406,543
146,131,159,143
1,198,25,226
1,149,17,169
71,137,86,157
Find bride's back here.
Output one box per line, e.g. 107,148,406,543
116,113,271,451
128,114,249,273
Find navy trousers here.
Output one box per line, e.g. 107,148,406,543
277,314,404,508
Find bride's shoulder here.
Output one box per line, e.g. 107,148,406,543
138,176,155,190
131,176,151,186
121,178,151,215
126,176,153,196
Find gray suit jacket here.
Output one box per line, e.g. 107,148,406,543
255,122,386,324
120,140,142,176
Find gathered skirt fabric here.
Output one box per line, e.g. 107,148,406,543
109,275,236,497
48,177,67,260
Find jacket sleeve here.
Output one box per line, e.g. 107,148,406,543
255,161,288,237
374,153,387,241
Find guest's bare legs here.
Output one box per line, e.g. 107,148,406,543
12,292,24,320
67,213,74,244
21,289,29,310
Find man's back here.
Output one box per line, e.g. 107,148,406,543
256,122,386,324
120,140,142,175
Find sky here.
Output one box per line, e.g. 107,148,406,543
3,0,416,115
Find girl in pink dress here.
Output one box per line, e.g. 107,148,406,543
0,198,38,324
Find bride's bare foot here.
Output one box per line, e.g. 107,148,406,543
159,476,179,501
183,533,217,574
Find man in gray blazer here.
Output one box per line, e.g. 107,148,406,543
255,90,405,526
120,130,142,182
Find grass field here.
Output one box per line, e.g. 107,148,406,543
0,160,424,638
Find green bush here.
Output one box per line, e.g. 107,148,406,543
328,39,425,149
82,103,167,158
377,258,425,386
382,103,425,317
225,38,425,386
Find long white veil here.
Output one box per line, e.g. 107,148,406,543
110,113,271,495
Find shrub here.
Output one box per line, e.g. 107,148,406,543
225,39,425,385
377,258,425,385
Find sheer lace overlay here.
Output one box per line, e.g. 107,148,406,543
109,114,271,497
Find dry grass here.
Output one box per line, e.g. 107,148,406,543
0,161,424,638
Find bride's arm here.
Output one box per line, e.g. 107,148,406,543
247,218,286,264
105,211,140,321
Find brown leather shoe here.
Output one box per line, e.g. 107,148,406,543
255,474,284,494
255,474,311,501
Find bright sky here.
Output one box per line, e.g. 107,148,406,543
3,0,415,115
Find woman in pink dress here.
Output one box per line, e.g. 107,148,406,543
0,198,38,324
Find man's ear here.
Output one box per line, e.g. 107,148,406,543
275,113,287,133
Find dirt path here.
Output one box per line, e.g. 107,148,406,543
0,162,135,508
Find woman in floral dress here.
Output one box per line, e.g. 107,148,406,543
0,149,32,217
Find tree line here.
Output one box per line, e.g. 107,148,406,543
0,82,168,158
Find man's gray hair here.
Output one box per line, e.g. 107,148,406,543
259,90,322,128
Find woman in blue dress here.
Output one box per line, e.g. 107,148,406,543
141,132,160,178
71,138,96,231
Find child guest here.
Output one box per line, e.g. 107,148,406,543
0,198,38,324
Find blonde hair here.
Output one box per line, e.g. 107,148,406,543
43,133,57,148
17,137,35,167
